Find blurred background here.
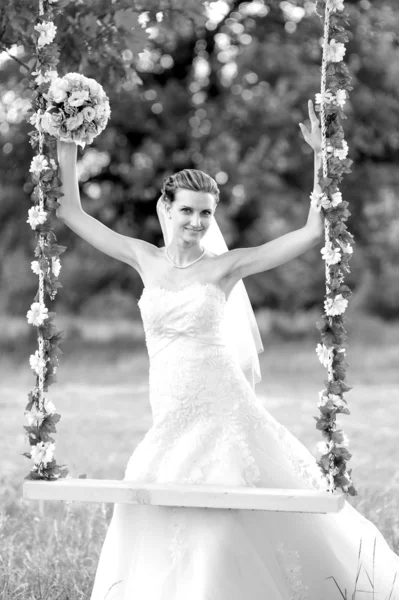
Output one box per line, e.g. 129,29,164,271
1,1,399,596
1,0,399,322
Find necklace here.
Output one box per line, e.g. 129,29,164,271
165,245,205,269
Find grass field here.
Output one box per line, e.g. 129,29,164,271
1,310,398,599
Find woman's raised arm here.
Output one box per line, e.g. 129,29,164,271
55,140,151,270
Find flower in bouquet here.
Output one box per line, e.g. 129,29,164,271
42,73,111,147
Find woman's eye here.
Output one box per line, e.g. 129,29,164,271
182,208,211,215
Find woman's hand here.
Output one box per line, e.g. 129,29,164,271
299,99,322,154
56,139,77,163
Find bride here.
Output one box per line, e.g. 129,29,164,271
56,101,399,599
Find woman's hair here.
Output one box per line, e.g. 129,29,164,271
161,169,220,205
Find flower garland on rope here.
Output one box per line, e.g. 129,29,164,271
313,0,357,496
22,0,69,481
23,0,113,481
22,1,63,478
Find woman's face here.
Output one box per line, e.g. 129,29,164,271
166,189,216,243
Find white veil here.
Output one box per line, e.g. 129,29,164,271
156,196,264,389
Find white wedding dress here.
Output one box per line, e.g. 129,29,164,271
90,281,399,600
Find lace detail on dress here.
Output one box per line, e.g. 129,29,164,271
125,283,330,494
269,416,330,492
138,282,225,339
276,541,309,600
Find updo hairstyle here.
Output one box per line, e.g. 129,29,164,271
161,169,220,206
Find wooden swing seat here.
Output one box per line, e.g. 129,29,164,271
23,479,345,513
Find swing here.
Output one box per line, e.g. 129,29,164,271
22,0,353,514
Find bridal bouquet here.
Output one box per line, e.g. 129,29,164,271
40,73,111,147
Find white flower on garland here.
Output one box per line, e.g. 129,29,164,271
26,302,49,326
29,155,49,174
316,441,330,455
318,389,328,403
311,190,343,212
34,21,57,48
335,89,347,108
324,294,348,316
318,391,330,409
330,191,343,207
334,140,349,160
29,350,47,375
29,113,40,127
310,190,330,212
30,441,55,467
321,241,342,265
334,432,350,448
338,239,353,255
315,343,332,368
315,89,347,109
31,260,41,275
27,206,47,230
315,90,334,105
327,0,345,11
44,398,57,414
325,39,346,63
51,257,62,277
318,391,347,410
25,408,46,428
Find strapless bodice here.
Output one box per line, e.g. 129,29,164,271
137,282,229,360
136,281,256,426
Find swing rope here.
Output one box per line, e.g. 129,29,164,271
321,4,336,493
23,0,67,481
314,0,356,495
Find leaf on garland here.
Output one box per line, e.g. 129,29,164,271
45,373,58,387
333,447,352,461
319,177,333,187
41,420,57,435
24,471,44,480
